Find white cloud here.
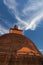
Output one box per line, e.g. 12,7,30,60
15,15,29,30
0,18,10,27
3,0,43,30
23,0,43,15
3,0,18,15
26,13,43,30
0,17,11,35
15,13,43,30
3,0,18,9
0,25,9,35
39,49,43,54
40,49,43,52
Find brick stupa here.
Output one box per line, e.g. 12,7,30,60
0,25,43,65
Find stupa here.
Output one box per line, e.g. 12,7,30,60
0,25,43,65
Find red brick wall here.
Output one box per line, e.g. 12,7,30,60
9,29,23,35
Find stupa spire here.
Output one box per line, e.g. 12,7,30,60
9,25,23,35
14,25,18,30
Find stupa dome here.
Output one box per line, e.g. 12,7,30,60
0,25,42,65
0,32,41,56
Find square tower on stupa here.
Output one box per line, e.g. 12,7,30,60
9,25,23,35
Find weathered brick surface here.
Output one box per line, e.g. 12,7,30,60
0,33,43,65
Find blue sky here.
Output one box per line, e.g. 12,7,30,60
0,0,43,54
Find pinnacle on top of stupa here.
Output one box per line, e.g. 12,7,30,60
14,25,18,30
